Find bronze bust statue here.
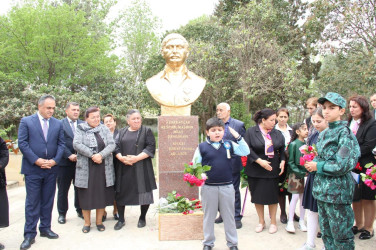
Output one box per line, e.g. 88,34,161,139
146,33,206,116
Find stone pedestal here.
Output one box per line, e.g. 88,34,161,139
158,116,199,199
159,212,204,241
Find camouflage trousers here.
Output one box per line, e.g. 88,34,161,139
317,201,354,250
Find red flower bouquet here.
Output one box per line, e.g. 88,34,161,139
183,161,211,187
361,163,376,190
158,191,201,214
299,144,317,165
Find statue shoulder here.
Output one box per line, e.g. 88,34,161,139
187,71,206,83
146,71,164,88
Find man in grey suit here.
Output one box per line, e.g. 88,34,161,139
18,95,65,250
57,102,83,224
215,103,246,229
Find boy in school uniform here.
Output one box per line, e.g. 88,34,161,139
304,92,360,250
193,117,250,250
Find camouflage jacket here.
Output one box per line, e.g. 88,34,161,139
312,121,360,204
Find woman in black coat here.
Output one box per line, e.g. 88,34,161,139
244,109,286,234
113,109,157,231
348,95,376,240
0,137,10,249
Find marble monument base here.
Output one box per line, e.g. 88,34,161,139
158,212,204,241
158,116,199,199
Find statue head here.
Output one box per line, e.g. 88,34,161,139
161,33,189,68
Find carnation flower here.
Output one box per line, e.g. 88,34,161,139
372,173,376,181
183,160,211,187
299,157,305,166
364,179,373,186
299,145,308,154
366,168,373,176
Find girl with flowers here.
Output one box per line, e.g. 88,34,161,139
285,123,308,233
299,107,327,250
348,95,376,240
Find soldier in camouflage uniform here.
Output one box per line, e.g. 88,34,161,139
304,92,360,250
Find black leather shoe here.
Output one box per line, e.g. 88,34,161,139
40,229,59,239
203,245,212,250
114,221,125,230
0,242,4,250
359,230,374,240
77,211,84,219
215,215,223,224
137,218,146,228
235,220,242,229
20,238,35,250
229,246,239,250
58,214,66,224
352,226,365,235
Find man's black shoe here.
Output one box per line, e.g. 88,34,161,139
0,242,5,250
40,229,59,239
20,238,35,250
229,246,238,250
203,245,212,250
58,215,66,224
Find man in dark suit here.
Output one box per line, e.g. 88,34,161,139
18,95,64,250
57,102,83,224
216,103,246,229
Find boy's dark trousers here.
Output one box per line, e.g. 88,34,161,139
317,201,354,250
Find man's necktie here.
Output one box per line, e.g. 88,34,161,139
42,118,48,140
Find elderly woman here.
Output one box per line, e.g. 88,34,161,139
73,107,115,233
244,108,285,234
348,95,376,240
0,137,10,249
113,109,157,230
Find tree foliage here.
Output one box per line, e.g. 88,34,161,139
0,0,125,134
114,0,162,85
311,0,376,98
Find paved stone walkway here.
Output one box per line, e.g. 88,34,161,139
0,186,374,250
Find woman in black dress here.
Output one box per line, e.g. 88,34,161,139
73,107,116,233
348,95,376,239
0,137,10,249
244,109,286,234
113,109,157,230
